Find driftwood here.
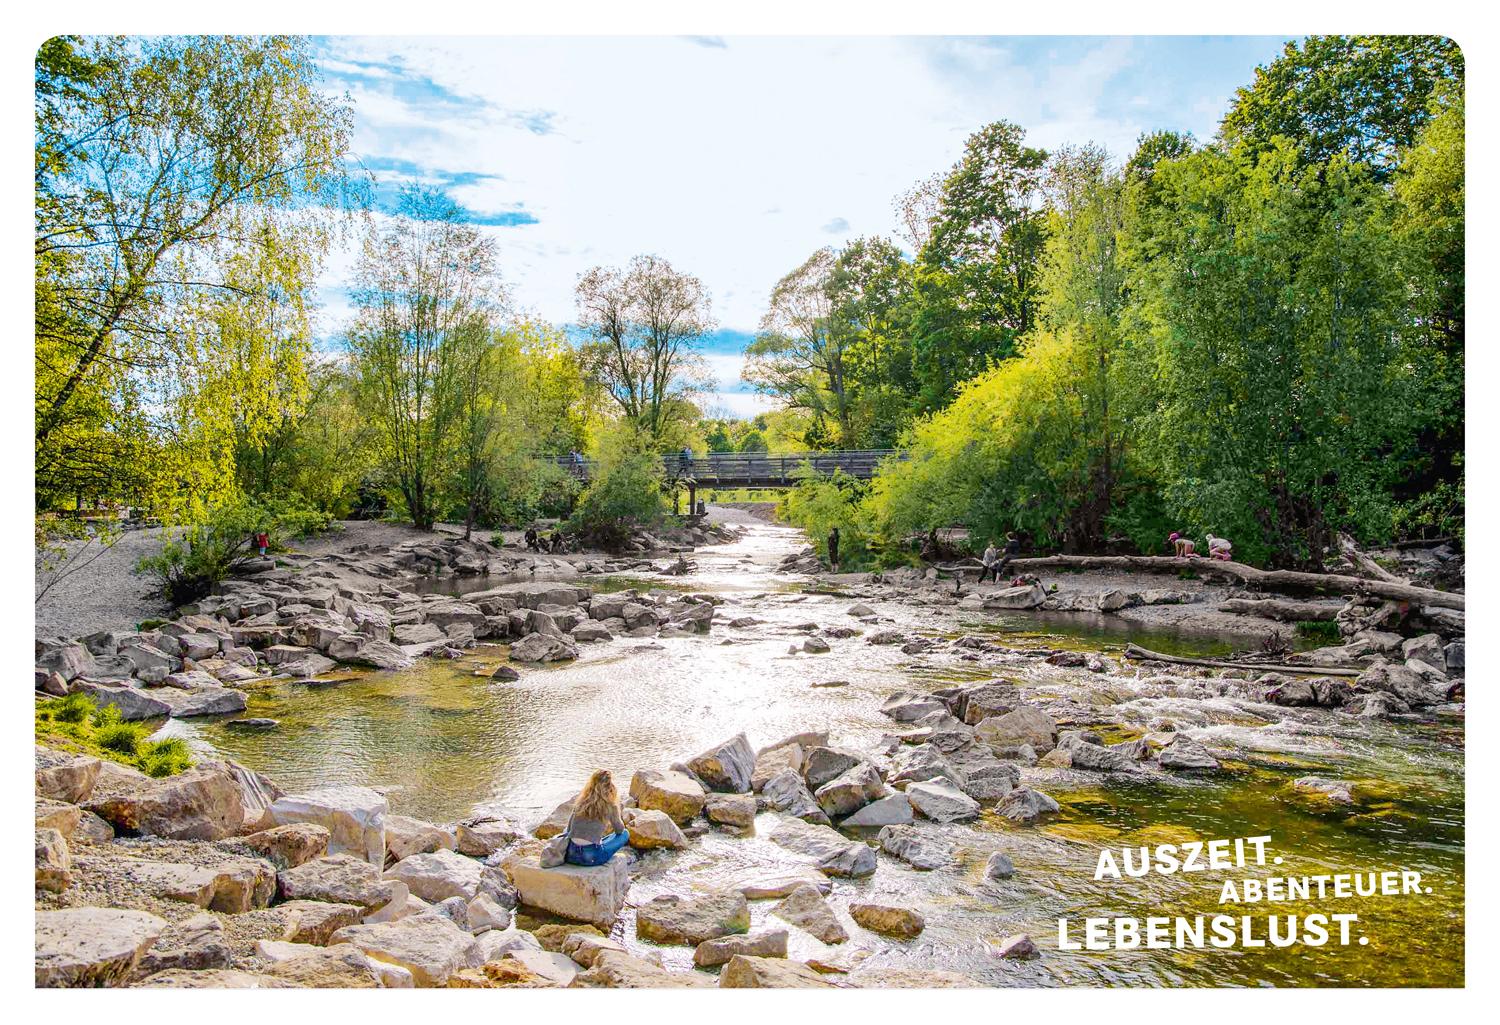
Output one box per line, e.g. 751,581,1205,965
1007,554,1464,611
1338,532,1407,584
1217,597,1340,622
1123,643,1364,678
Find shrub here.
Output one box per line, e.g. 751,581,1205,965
566,427,666,551
49,691,95,724
136,495,332,605
779,469,871,569
139,738,193,777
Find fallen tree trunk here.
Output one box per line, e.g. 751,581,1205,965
1007,554,1464,611
1217,597,1341,622
1123,643,1364,678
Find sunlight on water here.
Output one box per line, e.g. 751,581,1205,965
180,521,1463,987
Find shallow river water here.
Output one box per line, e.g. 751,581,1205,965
173,519,1464,987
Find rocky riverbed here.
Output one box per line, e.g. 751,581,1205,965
35,512,1465,988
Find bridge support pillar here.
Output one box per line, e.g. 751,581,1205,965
687,481,697,517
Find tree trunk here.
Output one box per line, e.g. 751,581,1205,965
1123,643,1364,677
1217,598,1341,622
1005,554,1464,611
1337,532,1407,584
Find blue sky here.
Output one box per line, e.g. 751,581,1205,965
312,35,1295,416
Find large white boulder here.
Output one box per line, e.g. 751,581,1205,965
906,777,981,822
383,848,483,903
500,854,629,928
768,817,876,877
271,785,387,865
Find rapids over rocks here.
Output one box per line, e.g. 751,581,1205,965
175,515,1464,987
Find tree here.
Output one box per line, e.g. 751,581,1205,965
910,120,1049,408
744,248,848,440
349,187,501,530
1122,141,1415,566
35,35,358,516
575,255,714,440
1220,35,1463,178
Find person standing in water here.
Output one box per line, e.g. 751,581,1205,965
563,770,630,867
827,526,841,571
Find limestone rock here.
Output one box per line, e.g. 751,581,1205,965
814,762,889,820
976,706,1058,754
996,787,1060,824
257,943,384,987
36,827,71,892
802,746,863,790
69,681,171,720
981,583,1046,610
500,854,629,928
635,890,750,945
850,902,924,938
993,933,1040,959
384,815,456,862
985,852,1016,880
85,760,279,841
731,868,832,899
629,769,706,824
686,733,756,793
384,848,483,903
36,907,168,988
840,793,913,827
330,914,478,987
719,955,836,988
694,929,789,967
241,822,329,869
704,792,757,828
906,777,981,822
768,817,876,877
135,913,230,976
455,813,527,857
571,949,714,988
771,884,847,943
271,785,387,865
622,808,688,849
508,632,578,663
134,968,297,988
36,752,102,804
876,824,952,870
467,893,512,933
276,854,407,913
751,743,803,791
1157,734,1220,771
758,769,830,826
276,900,365,944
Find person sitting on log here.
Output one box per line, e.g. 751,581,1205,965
1206,533,1233,561
1169,532,1197,557
562,770,630,866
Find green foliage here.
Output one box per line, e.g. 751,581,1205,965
1221,35,1462,177
779,470,871,568
35,34,359,519
35,693,193,776
565,426,667,550
136,496,331,605
1295,620,1342,642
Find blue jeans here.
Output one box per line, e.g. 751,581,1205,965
565,830,630,866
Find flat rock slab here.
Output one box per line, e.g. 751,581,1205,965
501,854,629,928
277,854,407,913
330,915,477,988
772,884,847,944
36,907,168,988
768,817,876,877
635,890,750,946
719,954,837,989
384,848,482,903
694,929,789,967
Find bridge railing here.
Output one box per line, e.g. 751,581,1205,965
553,449,899,485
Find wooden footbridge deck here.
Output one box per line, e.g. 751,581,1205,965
557,450,898,488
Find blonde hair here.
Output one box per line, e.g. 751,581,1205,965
574,770,619,822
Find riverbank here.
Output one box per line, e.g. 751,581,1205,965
34,512,1465,988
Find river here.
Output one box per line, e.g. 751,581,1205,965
168,516,1465,987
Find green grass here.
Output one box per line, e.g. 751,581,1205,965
36,693,193,778
1294,619,1342,642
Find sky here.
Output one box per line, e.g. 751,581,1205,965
312,34,1295,417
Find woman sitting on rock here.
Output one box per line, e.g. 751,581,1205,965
563,770,630,867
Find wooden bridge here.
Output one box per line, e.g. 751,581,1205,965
557,450,898,489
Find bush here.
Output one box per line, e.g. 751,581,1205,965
566,427,667,551
139,738,193,777
779,469,871,569
136,495,332,605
